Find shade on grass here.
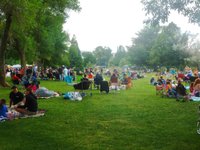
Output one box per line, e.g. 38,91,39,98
0,75,200,150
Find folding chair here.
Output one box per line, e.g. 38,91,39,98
73,80,92,96
100,81,109,94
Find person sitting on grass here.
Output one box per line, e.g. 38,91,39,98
27,81,40,93
121,74,132,89
110,73,118,84
165,79,177,97
150,77,156,85
81,74,89,81
87,71,94,80
160,76,166,85
193,78,200,97
190,82,194,94
121,74,128,85
9,86,24,108
0,99,8,118
126,76,132,89
11,73,21,85
176,79,187,100
74,74,91,90
109,73,119,90
15,88,38,115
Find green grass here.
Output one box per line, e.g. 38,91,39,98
0,75,200,150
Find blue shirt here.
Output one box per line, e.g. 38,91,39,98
0,105,8,117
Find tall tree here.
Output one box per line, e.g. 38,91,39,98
0,0,40,86
0,0,80,86
185,37,200,68
127,25,160,66
33,0,80,67
82,51,96,67
110,45,127,66
149,23,189,68
128,23,189,68
68,35,83,70
93,46,112,67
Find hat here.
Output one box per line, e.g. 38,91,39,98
11,85,17,89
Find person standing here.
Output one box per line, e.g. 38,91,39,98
58,67,63,81
63,67,68,78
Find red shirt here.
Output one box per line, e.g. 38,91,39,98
12,75,20,81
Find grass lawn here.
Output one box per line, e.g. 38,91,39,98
0,74,200,150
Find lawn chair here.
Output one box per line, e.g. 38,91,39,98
100,81,109,94
73,80,92,96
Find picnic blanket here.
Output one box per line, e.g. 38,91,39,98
190,96,200,102
37,94,60,99
0,110,45,122
14,111,45,119
0,116,7,122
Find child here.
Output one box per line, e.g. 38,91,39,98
0,99,8,118
166,80,176,97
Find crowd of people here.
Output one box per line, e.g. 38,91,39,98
1,65,143,121
152,67,200,101
72,67,134,93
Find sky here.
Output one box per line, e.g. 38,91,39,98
63,0,200,52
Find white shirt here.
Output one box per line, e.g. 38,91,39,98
63,68,68,76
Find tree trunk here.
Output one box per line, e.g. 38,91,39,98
0,13,12,87
15,39,26,68
20,50,26,69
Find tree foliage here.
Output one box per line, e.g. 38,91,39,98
110,46,127,66
82,51,96,67
128,23,190,68
140,0,200,69
93,46,112,67
127,25,160,66
149,23,189,67
141,0,200,25
68,35,83,70
0,0,80,86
